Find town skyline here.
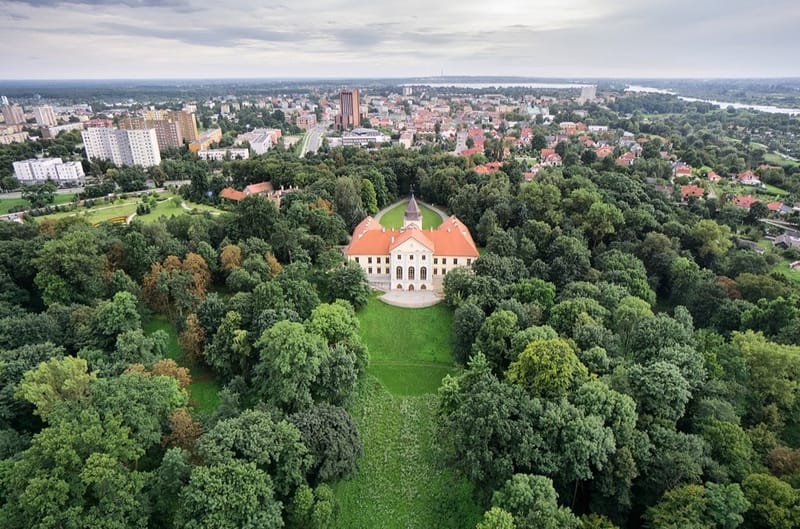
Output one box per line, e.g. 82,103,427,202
1,0,798,79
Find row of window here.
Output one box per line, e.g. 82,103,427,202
365,266,449,278
355,256,472,266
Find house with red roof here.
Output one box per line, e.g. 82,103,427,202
738,170,762,187
474,162,503,175
344,196,479,292
681,185,705,201
707,171,722,182
673,164,693,178
733,195,759,209
767,201,783,212
616,152,636,167
219,181,296,206
595,145,615,159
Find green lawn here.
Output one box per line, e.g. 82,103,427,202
36,194,223,225
144,316,221,414
763,152,800,168
0,193,75,214
379,200,445,230
333,295,480,529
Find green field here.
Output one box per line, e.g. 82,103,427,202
0,193,75,214
36,194,222,225
379,200,444,230
763,152,800,168
333,295,480,529
144,316,221,414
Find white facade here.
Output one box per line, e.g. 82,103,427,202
33,106,58,127
235,128,280,155
341,128,390,147
197,148,250,161
13,158,85,185
82,127,161,168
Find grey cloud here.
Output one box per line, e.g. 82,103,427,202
6,0,187,8
104,23,303,46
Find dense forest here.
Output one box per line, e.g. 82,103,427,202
3,90,800,527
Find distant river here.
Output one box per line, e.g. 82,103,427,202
625,85,800,115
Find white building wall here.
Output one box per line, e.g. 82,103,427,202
33,106,57,127
13,158,85,185
82,128,161,168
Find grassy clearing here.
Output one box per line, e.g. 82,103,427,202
379,200,444,230
144,315,221,414
36,193,223,225
0,193,76,214
333,378,481,529
763,152,800,168
358,295,456,394
333,295,480,528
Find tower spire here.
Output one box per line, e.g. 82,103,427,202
403,190,422,229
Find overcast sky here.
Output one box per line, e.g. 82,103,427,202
1,0,798,79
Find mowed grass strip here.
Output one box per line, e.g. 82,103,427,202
144,316,221,414
333,378,481,529
378,200,444,230
0,193,76,214
359,294,454,366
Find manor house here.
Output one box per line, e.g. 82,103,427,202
344,196,479,291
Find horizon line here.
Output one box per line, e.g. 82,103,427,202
2,75,800,83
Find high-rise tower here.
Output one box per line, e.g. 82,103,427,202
336,89,360,130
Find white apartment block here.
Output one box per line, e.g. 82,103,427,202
235,128,281,155
197,148,250,161
82,127,161,168
341,128,391,147
13,158,85,186
33,105,58,127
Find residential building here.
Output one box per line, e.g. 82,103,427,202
578,85,597,104
13,158,85,185
344,196,479,292
738,170,762,187
296,114,317,130
41,122,84,139
399,130,414,149
120,116,183,149
235,128,281,155
2,104,25,125
167,110,199,142
219,181,297,206
197,148,249,161
33,105,58,127
680,185,705,201
0,131,28,144
82,127,161,167
188,128,222,153
336,89,360,130
341,128,390,147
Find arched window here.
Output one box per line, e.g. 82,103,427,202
408,267,415,280
420,267,427,281
396,284,403,291
396,266,403,280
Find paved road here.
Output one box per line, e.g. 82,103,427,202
300,123,328,157
0,179,190,200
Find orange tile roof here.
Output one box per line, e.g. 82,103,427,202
767,201,783,211
220,188,246,201
244,181,273,195
680,185,704,199
733,195,759,209
345,215,479,258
